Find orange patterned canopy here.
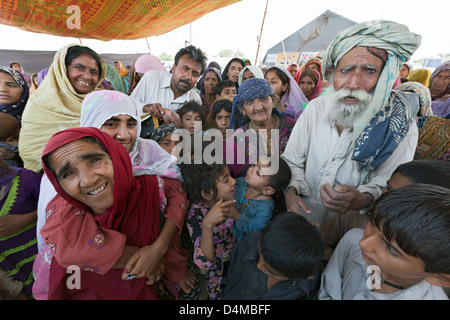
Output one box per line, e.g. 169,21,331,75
0,0,240,41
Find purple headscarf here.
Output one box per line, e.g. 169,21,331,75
429,61,450,101
270,66,308,121
36,67,49,86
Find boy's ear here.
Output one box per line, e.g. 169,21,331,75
262,186,275,196
424,273,450,288
201,189,213,201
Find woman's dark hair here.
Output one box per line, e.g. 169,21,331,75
65,45,103,77
179,163,228,203
265,67,290,99
299,69,319,86
211,99,232,119
369,184,450,274
221,58,245,82
260,212,323,279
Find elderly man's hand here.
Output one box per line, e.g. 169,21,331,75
320,183,372,214
285,187,319,227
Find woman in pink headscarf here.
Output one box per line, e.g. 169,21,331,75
298,68,323,102
127,54,166,95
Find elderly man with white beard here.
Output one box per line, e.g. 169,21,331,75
281,20,422,227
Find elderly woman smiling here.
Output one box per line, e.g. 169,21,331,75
226,78,295,178
40,127,163,299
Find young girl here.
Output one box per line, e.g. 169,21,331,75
229,156,292,241
180,162,237,300
203,97,232,138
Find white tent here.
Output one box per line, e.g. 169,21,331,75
262,9,356,67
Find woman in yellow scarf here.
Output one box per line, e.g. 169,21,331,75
18,44,106,172
407,68,432,87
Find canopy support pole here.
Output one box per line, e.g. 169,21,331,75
255,0,269,66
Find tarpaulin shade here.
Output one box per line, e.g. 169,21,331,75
0,0,240,41
263,10,356,66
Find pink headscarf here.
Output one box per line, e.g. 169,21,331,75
308,69,323,100
134,54,166,73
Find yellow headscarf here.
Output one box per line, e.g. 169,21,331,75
114,60,129,77
19,44,106,172
407,68,432,87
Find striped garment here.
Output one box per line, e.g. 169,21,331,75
0,168,41,297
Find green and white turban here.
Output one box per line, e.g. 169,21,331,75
321,20,422,141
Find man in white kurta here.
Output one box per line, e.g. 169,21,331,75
281,93,418,226
282,20,422,227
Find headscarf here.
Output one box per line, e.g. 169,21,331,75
269,66,309,121
41,127,161,299
106,64,127,93
298,58,323,84
394,82,433,117
150,124,177,144
36,67,49,86
407,68,432,87
237,66,264,86
429,60,450,100
114,60,129,77
0,66,29,122
128,54,166,95
299,68,323,101
321,20,422,144
287,63,300,80
229,78,285,129
135,54,166,73
80,90,181,179
199,67,223,95
18,43,106,172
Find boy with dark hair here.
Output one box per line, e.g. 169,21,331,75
175,100,205,136
320,184,450,300
320,159,450,262
216,79,238,98
221,212,323,300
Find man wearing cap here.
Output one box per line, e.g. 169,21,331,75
282,20,422,227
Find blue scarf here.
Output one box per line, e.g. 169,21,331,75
352,90,419,182
229,78,284,129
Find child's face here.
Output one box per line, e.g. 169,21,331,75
359,221,427,285
245,158,272,192
213,166,236,202
215,109,231,133
181,111,202,135
159,134,179,155
219,86,237,98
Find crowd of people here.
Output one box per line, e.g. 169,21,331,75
0,19,449,301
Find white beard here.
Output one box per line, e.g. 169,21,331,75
326,85,374,128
